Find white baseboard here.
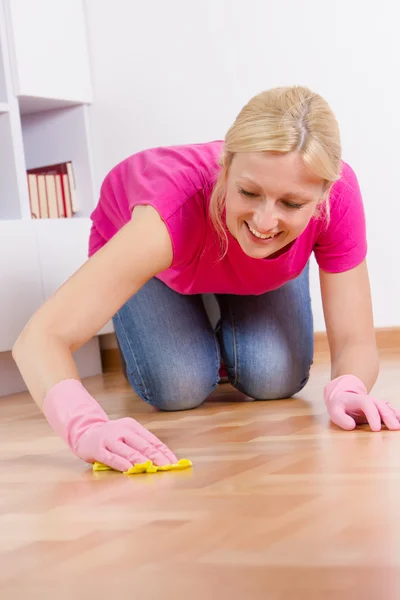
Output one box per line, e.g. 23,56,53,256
0,336,103,397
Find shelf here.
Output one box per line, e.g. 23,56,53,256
0,220,43,351
0,0,101,365
0,0,9,103
0,112,24,219
29,218,113,336
31,217,91,297
18,96,88,116
21,104,97,219
5,0,92,106
0,217,112,351
0,63,6,104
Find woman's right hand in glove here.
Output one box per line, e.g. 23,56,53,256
42,379,177,471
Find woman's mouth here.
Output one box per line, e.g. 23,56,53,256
245,222,282,243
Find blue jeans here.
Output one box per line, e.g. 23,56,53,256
112,262,314,411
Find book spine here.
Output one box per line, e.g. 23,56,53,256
26,161,77,219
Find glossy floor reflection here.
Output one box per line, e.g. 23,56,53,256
0,350,399,599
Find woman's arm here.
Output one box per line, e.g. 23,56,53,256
319,259,400,431
12,205,173,411
319,259,379,390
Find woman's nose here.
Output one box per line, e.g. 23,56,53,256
254,206,279,232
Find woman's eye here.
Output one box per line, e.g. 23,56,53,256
239,188,258,198
238,188,304,208
283,201,304,209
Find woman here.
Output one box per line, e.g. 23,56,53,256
12,86,400,473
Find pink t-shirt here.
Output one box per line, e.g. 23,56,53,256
88,140,367,295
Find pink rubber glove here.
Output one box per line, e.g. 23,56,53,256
43,379,177,471
324,374,400,431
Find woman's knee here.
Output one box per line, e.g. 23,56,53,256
128,362,219,411
232,350,313,400
238,369,311,400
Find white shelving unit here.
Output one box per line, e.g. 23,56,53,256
0,0,111,396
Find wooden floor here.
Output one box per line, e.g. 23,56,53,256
1,350,400,599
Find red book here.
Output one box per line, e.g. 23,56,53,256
27,161,77,218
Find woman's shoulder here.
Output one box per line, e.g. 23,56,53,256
91,141,224,262
312,159,367,272
108,140,224,196
329,160,362,205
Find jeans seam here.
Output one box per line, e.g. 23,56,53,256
113,312,151,401
229,303,239,386
213,329,222,387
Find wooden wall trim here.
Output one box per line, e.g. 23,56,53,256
101,327,400,373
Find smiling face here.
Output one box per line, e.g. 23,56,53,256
225,151,325,259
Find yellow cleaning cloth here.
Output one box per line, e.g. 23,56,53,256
92,458,192,475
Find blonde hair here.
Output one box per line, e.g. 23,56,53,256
210,85,342,254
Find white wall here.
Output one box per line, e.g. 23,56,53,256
84,0,400,331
